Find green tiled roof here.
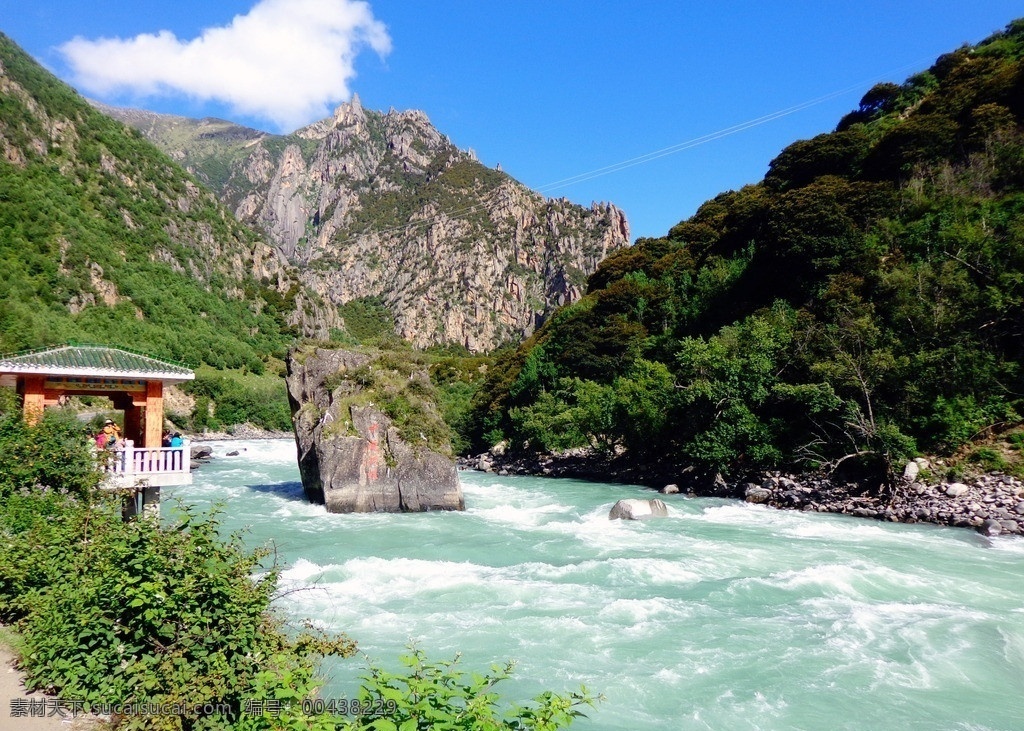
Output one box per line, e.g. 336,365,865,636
0,345,194,381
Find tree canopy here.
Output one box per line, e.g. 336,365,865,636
467,19,1024,479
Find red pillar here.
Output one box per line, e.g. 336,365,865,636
144,380,164,449
21,376,46,426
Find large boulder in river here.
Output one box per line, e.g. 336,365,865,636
285,347,464,513
609,498,669,520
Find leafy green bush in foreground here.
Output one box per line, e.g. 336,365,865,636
0,409,101,499
346,647,599,731
0,491,355,730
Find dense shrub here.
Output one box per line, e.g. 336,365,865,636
0,491,358,730
336,353,455,455
337,297,396,344
0,409,100,499
343,646,599,731
183,372,292,433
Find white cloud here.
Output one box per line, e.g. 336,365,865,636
59,0,391,131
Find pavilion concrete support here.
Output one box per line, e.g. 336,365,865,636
122,484,163,521
144,380,163,449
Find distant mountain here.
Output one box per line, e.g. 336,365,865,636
0,32,338,369
468,19,1024,477
99,96,630,350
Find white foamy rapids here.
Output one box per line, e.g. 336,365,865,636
698,500,895,539
177,452,1024,731
279,556,608,620
511,556,711,589
461,476,602,529
596,596,696,627
808,598,1003,691
697,501,910,545
535,503,688,553
1000,624,1024,668
467,501,573,528
991,535,1024,555
280,557,346,583
734,562,932,600
197,438,298,465
459,476,553,505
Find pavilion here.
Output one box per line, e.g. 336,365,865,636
0,344,195,514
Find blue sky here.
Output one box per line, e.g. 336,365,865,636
1,1,1022,240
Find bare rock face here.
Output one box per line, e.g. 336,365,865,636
285,347,464,513
245,100,630,350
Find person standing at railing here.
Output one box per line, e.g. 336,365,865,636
102,419,121,445
94,419,121,471
111,435,127,472
93,429,110,471
170,432,184,470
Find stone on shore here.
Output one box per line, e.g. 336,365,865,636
980,518,1003,536
945,483,970,498
744,484,772,503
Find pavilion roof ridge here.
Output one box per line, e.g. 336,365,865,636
0,344,194,380
0,342,194,369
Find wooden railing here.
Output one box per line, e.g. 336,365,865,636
99,439,191,481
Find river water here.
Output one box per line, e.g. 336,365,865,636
167,439,1024,731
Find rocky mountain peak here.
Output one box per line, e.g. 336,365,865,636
106,97,632,350
332,92,366,128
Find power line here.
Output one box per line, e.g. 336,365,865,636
535,57,935,194
329,57,936,245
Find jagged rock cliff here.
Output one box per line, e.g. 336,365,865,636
285,347,463,513
103,96,630,350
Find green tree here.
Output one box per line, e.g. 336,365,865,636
673,304,798,472
610,359,677,453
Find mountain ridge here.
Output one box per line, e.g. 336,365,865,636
99,94,630,350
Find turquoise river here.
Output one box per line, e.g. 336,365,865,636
167,439,1024,731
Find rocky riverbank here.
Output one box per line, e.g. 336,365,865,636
458,449,1024,537
187,423,293,441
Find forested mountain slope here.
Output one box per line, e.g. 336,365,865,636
469,19,1024,478
0,33,337,369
